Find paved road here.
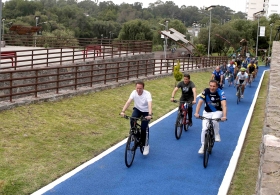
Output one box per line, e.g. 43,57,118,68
32,66,268,195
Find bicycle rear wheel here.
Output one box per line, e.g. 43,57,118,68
175,112,183,139
203,132,211,168
125,134,136,168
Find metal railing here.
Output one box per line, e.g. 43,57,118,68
0,56,227,102
0,41,153,70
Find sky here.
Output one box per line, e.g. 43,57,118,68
103,0,247,13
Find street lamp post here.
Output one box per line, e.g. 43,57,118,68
254,10,264,57
268,23,273,57
2,18,5,41
205,5,216,57
34,16,40,47
159,21,168,61
101,34,103,45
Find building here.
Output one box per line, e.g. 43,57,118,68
246,0,280,20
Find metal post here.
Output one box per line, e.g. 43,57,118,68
208,10,212,57
255,16,260,57
2,18,5,41
205,6,216,57
254,10,264,57
35,16,40,47
268,23,273,56
101,34,103,45
165,21,168,61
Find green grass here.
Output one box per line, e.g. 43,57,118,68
0,70,268,195
228,71,269,195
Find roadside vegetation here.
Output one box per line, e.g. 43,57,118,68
0,68,269,194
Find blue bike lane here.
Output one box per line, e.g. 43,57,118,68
33,66,269,195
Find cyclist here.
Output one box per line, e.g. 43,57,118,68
247,60,257,82
211,66,224,89
171,74,197,126
220,61,228,87
194,80,227,154
227,61,235,86
120,80,152,155
235,67,248,98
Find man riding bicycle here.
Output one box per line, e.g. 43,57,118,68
120,81,152,155
194,80,227,154
171,74,197,126
247,60,257,82
211,66,224,89
235,67,248,98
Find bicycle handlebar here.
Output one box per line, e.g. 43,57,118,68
121,114,151,121
172,100,193,104
196,116,226,122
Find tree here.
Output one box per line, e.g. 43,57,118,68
118,19,153,41
173,60,183,86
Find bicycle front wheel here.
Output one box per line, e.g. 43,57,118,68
125,134,136,168
175,112,183,139
203,132,211,168
183,112,189,131
237,87,241,104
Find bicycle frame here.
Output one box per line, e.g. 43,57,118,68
123,115,148,167
236,84,242,104
197,116,223,168
172,100,192,139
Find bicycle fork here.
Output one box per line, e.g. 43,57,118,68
145,127,149,147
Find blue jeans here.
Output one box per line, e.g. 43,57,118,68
131,107,150,146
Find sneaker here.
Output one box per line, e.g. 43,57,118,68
189,119,192,127
198,145,204,154
143,145,149,155
215,134,221,142
241,95,244,99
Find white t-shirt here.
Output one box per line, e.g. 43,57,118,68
129,90,152,112
236,72,248,81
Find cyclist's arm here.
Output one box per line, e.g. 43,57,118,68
235,75,239,83
221,100,227,121
194,98,203,117
211,73,215,80
121,98,133,116
219,74,223,83
171,87,179,101
146,101,153,120
192,87,197,104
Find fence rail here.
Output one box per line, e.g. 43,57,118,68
0,55,227,102
0,41,153,70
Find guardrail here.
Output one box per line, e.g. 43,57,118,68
0,42,153,70
0,56,227,102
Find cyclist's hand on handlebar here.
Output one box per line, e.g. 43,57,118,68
120,112,125,117
192,100,196,105
170,97,175,102
221,116,227,121
194,113,199,118
145,115,152,120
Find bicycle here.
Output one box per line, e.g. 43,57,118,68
248,73,254,87
173,100,192,140
236,84,242,104
196,116,224,168
122,115,150,168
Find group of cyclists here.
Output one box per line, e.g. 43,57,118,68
212,57,258,99
119,56,258,156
